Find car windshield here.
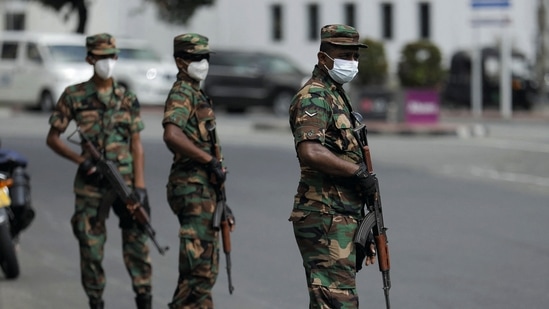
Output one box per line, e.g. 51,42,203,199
263,55,302,74
47,44,86,62
118,47,161,61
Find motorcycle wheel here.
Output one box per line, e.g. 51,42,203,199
0,222,19,279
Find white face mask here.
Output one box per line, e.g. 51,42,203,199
187,59,209,81
94,58,116,80
323,53,359,84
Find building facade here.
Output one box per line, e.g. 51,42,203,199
0,0,545,75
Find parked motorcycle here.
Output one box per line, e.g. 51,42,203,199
0,142,35,279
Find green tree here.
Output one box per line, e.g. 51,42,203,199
147,0,215,25
397,40,444,88
33,0,88,33
33,0,215,34
357,38,388,86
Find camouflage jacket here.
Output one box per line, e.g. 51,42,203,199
289,66,363,217
162,72,222,184
49,79,144,197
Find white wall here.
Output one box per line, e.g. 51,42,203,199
1,0,543,74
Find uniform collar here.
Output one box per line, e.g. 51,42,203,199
312,65,340,92
177,71,201,89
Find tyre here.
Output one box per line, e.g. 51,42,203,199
38,91,54,112
226,106,246,114
0,221,19,279
272,91,294,118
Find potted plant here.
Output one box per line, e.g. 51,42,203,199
396,40,444,124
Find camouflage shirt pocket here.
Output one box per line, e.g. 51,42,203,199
195,103,215,141
329,111,358,153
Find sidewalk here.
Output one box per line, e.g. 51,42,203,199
2,105,549,139
253,106,549,138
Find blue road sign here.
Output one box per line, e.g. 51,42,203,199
471,0,510,8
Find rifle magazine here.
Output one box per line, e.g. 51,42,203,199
354,211,376,246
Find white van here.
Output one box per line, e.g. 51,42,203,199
0,31,175,111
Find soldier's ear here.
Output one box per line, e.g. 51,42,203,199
175,57,188,71
86,55,95,65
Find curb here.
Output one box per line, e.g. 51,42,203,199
0,107,13,118
253,119,489,138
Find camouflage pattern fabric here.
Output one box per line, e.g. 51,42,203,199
320,24,368,48
163,71,222,308
86,33,120,55
173,33,211,55
168,238,219,309
49,79,144,197
290,210,359,308
289,65,363,217
289,66,364,308
49,79,151,299
72,195,152,299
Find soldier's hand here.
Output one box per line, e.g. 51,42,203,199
206,157,227,185
133,187,150,216
78,158,102,185
365,242,377,266
226,205,236,232
354,163,377,195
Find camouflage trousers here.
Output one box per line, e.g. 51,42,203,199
167,238,219,309
71,195,152,300
167,180,220,309
290,210,359,309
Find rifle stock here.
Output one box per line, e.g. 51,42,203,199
78,129,169,255
353,126,392,309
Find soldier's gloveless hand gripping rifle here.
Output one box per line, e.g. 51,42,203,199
206,121,235,295
70,128,169,255
352,112,391,309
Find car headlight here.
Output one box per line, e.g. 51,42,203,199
146,68,158,80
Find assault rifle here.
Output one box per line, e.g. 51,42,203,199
72,128,169,255
212,185,234,294
207,121,235,295
352,112,391,309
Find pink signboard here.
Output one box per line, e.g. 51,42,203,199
404,89,440,124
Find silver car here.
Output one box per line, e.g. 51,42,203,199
0,31,174,111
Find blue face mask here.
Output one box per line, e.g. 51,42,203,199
323,52,359,84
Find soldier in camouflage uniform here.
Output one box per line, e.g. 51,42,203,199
288,24,378,309
162,33,234,309
46,33,152,309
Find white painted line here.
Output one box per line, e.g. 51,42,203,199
469,166,549,187
472,138,549,153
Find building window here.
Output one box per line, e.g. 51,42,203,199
271,4,283,41
344,3,356,28
308,3,319,41
381,3,393,40
4,13,25,31
1,42,18,60
419,2,430,39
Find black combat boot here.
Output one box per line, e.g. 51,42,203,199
89,297,104,309
135,293,152,309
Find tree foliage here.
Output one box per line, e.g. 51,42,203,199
33,0,88,33
33,0,216,34
397,40,444,88
146,0,215,25
356,38,388,86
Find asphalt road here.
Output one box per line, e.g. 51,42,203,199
1,110,549,308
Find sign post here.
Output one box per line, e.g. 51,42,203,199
470,0,512,119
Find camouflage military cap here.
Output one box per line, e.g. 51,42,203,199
86,33,119,55
173,33,211,55
320,24,368,48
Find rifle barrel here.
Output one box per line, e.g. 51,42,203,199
226,253,234,294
